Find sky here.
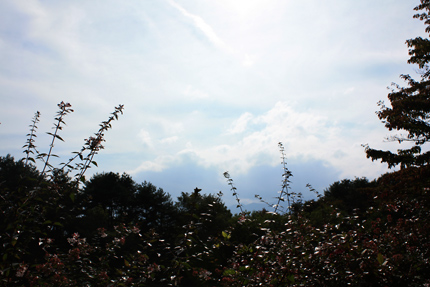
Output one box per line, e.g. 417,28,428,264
0,0,427,212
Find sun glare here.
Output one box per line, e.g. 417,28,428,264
217,0,278,20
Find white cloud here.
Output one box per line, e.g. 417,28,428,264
0,0,423,201
160,136,179,144
138,130,153,148
227,112,254,134
12,1,85,61
344,87,355,95
183,85,210,100
128,148,199,174
129,156,170,173
130,101,390,181
242,54,255,67
169,0,230,52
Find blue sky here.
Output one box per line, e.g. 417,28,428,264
0,0,427,212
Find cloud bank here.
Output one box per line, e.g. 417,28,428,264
0,0,425,208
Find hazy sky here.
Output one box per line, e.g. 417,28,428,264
0,0,427,211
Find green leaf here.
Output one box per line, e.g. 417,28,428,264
70,192,75,202
377,253,384,265
181,262,191,270
223,269,235,276
222,231,231,240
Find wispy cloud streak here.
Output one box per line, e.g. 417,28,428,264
169,0,230,51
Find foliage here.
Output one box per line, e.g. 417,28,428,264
323,177,376,214
364,1,430,168
82,172,136,228
79,173,179,239
253,142,298,215
223,172,244,215
132,181,178,237
4,149,430,285
175,190,232,241
0,101,124,285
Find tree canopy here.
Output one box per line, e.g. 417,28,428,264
365,0,430,168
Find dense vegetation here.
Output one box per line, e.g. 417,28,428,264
2,1,430,286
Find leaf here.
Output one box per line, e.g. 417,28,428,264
377,253,384,265
287,274,295,283
70,192,75,202
55,134,65,142
222,231,231,240
223,269,235,276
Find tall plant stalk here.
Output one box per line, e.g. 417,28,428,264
274,142,292,214
23,111,41,165
223,171,244,216
40,102,74,175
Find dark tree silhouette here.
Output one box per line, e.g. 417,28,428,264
176,190,232,240
365,0,430,168
83,172,136,227
132,181,178,236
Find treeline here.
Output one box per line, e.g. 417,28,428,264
0,154,235,285
1,154,430,286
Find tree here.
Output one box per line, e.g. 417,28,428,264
83,172,136,228
323,177,376,213
0,155,80,283
175,190,232,239
365,0,430,168
132,181,178,236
